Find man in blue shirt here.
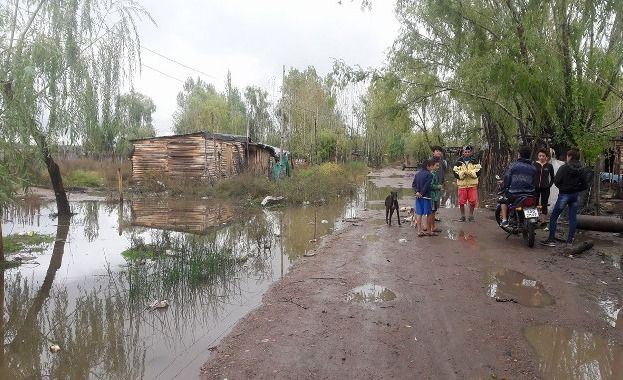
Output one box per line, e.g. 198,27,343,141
499,146,537,227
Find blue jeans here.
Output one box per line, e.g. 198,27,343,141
548,192,578,243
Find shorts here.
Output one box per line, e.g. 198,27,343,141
458,187,478,207
415,198,432,215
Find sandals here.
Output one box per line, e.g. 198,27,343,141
417,232,427,237
427,232,439,236
432,228,442,233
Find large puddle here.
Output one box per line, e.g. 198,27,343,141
524,325,623,380
0,189,368,379
486,269,554,307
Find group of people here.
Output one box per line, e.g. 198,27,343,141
411,144,482,237
500,146,588,246
411,144,588,247
411,146,446,237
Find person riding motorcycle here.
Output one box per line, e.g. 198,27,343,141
499,146,537,227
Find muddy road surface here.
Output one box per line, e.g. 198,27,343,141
201,168,623,380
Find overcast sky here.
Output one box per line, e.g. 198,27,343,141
133,0,400,136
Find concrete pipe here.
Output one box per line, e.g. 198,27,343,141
576,215,623,233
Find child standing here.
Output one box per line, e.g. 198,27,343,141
429,160,442,233
412,159,438,237
533,149,555,227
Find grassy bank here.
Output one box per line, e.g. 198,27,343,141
133,161,368,205
31,157,368,206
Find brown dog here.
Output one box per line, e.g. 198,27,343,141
385,191,401,226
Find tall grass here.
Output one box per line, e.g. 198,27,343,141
34,157,368,205
35,158,132,188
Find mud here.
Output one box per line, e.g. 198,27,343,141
201,167,623,380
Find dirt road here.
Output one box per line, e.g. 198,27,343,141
200,168,623,380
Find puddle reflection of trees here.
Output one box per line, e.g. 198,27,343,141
1,215,145,379
0,204,281,379
524,325,623,379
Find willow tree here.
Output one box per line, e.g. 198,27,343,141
174,77,240,135
391,0,623,164
361,72,412,165
114,91,157,156
279,67,348,163
0,0,152,215
244,85,276,144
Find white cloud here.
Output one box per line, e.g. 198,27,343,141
133,0,399,135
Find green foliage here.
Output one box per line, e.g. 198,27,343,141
362,72,413,165
114,91,157,156
65,170,103,188
317,131,338,162
3,232,55,254
173,75,249,135
244,86,275,143
274,162,366,204
279,67,348,161
121,246,162,261
0,0,152,204
387,0,623,160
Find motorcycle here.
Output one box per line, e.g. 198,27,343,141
494,175,541,248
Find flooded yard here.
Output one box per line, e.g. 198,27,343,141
0,187,368,379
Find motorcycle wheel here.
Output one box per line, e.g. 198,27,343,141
495,207,514,234
526,222,536,248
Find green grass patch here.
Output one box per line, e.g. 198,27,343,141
121,244,165,260
3,232,55,253
0,261,21,269
130,161,369,206
65,169,103,187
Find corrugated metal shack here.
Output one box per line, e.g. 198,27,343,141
130,132,277,184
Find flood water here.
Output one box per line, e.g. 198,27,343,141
0,187,368,379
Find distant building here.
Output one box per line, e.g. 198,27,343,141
129,132,277,184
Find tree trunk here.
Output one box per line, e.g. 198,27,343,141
8,214,71,348
0,219,4,262
36,135,71,215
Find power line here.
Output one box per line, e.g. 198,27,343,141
142,46,217,79
142,63,184,83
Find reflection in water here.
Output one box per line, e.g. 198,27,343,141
131,199,237,234
486,269,554,307
347,284,396,303
524,325,623,380
1,190,365,379
599,297,622,328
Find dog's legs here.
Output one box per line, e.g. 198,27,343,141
395,202,401,226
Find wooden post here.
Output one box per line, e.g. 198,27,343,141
118,202,124,236
117,167,123,202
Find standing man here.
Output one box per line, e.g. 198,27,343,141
431,145,448,219
534,149,555,226
540,148,587,247
431,146,448,186
453,145,482,222
499,146,537,227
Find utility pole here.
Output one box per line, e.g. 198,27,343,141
314,112,318,165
